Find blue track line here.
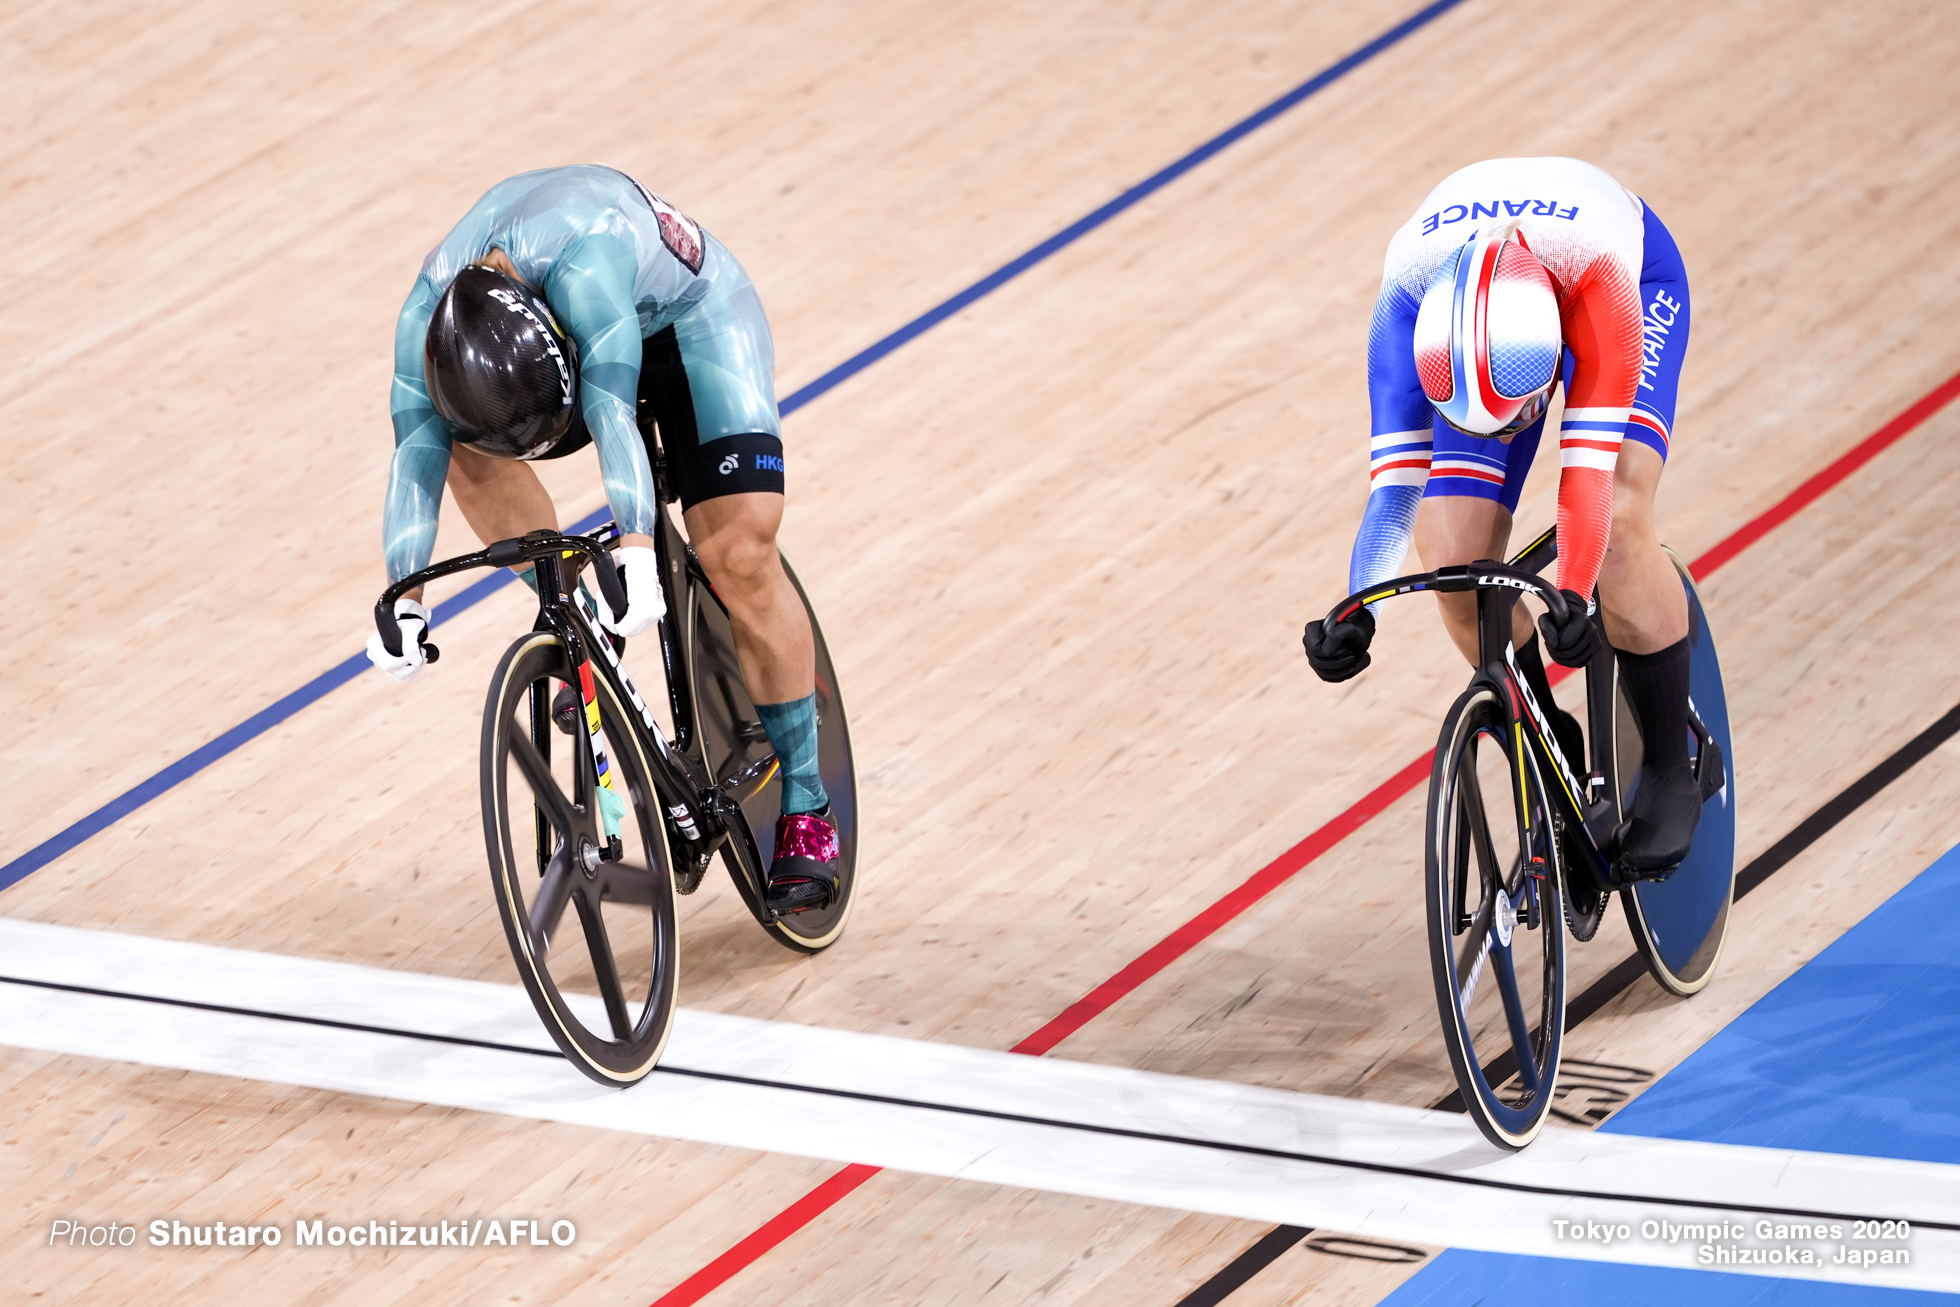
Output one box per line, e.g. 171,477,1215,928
0,0,1469,894
774,0,1470,417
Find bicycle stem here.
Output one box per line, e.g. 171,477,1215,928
373,529,629,658
1322,557,1630,888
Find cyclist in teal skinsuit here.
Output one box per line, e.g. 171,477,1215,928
369,165,838,914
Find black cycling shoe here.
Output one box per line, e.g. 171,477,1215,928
1619,764,1703,877
764,809,839,915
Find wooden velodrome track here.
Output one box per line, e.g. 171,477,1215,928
5,0,1960,1300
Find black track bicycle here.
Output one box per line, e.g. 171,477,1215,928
1316,527,1735,1148
374,477,858,1088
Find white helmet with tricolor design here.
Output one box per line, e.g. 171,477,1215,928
1412,224,1562,436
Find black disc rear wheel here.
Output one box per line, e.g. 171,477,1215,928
687,551,858,953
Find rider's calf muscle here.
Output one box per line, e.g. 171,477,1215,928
685,493,813,705
1598,534,1688,653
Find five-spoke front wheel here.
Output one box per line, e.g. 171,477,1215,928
483,631,679,1086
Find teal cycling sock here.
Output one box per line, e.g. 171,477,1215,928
755,694,828,816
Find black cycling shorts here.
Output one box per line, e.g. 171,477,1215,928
536,326,785,509
634,325,785,509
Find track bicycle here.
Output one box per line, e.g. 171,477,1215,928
1316,527,1735,1148
373,482,858,1088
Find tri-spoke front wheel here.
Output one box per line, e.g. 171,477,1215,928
483,631,679,1086
1425,685,1566,1149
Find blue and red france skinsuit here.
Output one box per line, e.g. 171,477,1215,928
1348,156,1690,607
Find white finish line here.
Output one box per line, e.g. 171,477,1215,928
2,919,1954,1288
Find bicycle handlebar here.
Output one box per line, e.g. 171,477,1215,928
1322,561,1572,630
373,528,627,658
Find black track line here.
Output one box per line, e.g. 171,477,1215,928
2,970,1956,1233
0,975,564,1058
3,703,1955,1294
1178,697,1960,1302
1438,697,1960,1109
1172,1226,1316,1307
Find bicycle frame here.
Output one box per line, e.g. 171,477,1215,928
1324,529,1736,1139
1325,530,1628,893
376,524,777,909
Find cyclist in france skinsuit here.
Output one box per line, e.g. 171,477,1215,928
364,164,838,914
1305,157,1700,874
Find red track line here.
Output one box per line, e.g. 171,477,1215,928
647,365,1960,1306
653,1164,881,1306
1009,752,1436,1057
648,758,1434,1307
1689,369,1960,580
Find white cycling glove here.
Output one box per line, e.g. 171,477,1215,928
365,597,431,684
590,545,665,638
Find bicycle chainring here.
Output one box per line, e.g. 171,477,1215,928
668,821,713,894
1560,826,1608,942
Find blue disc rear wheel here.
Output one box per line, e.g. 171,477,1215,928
1426,685,1566,1149
1613,548,1736,995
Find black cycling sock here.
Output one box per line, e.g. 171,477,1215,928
1616,637,1691,770
1514,633,1559,713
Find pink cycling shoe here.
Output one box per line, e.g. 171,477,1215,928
766,809,839,915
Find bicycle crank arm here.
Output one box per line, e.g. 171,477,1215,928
1576,799,1632,891
717,753,781,805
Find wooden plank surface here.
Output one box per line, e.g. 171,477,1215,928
3,0,1958,1302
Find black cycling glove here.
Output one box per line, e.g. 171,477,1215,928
1537,589,1604,668
1304,607,1376,683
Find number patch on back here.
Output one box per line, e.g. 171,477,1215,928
623,176,704,275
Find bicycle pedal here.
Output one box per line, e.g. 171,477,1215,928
764,872,836,917
1623,861,1681,885
552,684,582,735
1696,737,1728,804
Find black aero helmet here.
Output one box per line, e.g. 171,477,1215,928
424,265,579,460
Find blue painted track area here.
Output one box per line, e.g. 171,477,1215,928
1384,841,1960,1305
